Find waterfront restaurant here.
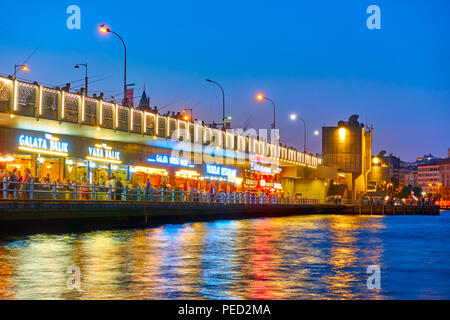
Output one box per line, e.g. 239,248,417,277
0,127,203,189
0,130,70,183
246,162,283,193
200,164,244,193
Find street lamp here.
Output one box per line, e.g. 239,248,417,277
74,63,88,96
256,93,276,129
182,108,193,121
290,113,307,153
99,24,128,106
14,64,30,80
205,79,225,127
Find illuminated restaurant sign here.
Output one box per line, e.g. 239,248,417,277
18,133,69,156
87,143,121,164
205,164,237,178
250,162,273,174
147,154,195,168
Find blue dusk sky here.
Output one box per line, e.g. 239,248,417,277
0,0,449,161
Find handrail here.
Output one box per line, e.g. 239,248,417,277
0,180,439,207
0,180,322,204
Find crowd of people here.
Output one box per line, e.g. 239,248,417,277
0,168,33,199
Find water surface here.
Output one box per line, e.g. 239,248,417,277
0,212,449,299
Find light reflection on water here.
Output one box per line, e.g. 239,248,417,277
0,212,449,300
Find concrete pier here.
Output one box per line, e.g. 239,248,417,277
0,200,440,234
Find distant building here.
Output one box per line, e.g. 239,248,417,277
418,162,441,195
440,158,450,207
136,86,151,112
368,151,403,190
400,168,417,187
322,115,372,200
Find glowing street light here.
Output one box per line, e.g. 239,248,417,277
256,93,276,129
182,108,193,121
99,25,109,33
339,127,347,140
314,130,320,136
99,24,128,106
14,64,30,80
290,113,307,153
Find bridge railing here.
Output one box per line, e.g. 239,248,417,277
0,76,323,169
0,180,319,205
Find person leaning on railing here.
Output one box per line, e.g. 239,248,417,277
115,177,123,200
20,168,33,199
144,179,151,201
7,168,18,199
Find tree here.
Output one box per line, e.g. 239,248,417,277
397,184,422,199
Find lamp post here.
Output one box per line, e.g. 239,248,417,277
256,94,276,129
182,108,193,121
13,64,30,80
74,63,88,96
205,79,225,127
290,114,307,153
99,24,128,106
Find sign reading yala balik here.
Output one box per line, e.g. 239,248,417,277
206,164,237,178
18,133,69,154
88,143,121,162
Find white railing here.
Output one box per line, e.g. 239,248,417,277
0,76,323,168
0,180,318,205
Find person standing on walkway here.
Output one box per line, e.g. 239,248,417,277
8,168,18,199
144,178,151,200
21,168,33,199
115,177,123,200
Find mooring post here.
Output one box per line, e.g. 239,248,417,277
30,181,34,200
92,184,96,201
2,178,7,200
137,186,141,201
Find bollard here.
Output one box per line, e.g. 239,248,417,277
150,187,153,201
137,186,141,201
171,189,175,202
108,185,112,201
182,189,185,202
30,181,34,200
92,184,96,201
53,182,57,200
3,177,7,199
123,186,127,201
